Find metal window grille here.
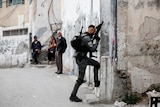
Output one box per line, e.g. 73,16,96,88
0,0,2,8
6,0,24,6
3,28,28,36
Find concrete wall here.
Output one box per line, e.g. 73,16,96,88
0,0,29,68
0,33,28,68
117,0,160,93
32,0,61,45
29,0,62,63
99,0,118,102
0,0,29,27
0,0,62,68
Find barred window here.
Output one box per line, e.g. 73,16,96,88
3,28,28,36
0,0,2,8
7,0,24,6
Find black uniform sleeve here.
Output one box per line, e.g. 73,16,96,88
82,36,98,52
62,37,67,53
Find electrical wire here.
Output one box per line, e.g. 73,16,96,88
48,0,62,33
0,5,18,21
41,0,47,6
51,1,59,23
51,2,59,29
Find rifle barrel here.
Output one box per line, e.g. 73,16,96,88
95,21,104,36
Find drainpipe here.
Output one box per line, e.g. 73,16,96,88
115,0,117,61
28,0,33,62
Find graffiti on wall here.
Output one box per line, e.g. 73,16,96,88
140,42,160,64
138,16,160,64
132,0,160,9
118,0,160,9
15,41,28,54
0,39,28,55
0,40,14,54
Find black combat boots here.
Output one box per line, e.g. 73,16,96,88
69,94,82,102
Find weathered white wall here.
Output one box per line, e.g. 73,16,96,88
32,0,52,45
0,25,29,68
0,0,62,67
0,0,30,68
117,0,160,93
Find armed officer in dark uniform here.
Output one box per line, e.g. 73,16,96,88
70,25,101,102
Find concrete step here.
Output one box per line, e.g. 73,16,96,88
30,60,56,68
30,64,49,68
39,60,56,65
85,94,100,103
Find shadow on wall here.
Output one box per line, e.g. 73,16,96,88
36,27,47,38
15,42,29,54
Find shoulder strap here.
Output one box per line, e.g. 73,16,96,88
81,32,88,37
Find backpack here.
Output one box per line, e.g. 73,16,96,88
71,35,84,52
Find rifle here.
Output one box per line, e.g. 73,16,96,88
79,26,83,36
93,21,104,40
90,21,104,58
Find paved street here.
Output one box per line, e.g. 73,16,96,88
0,65,109,107
0,64,148,107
